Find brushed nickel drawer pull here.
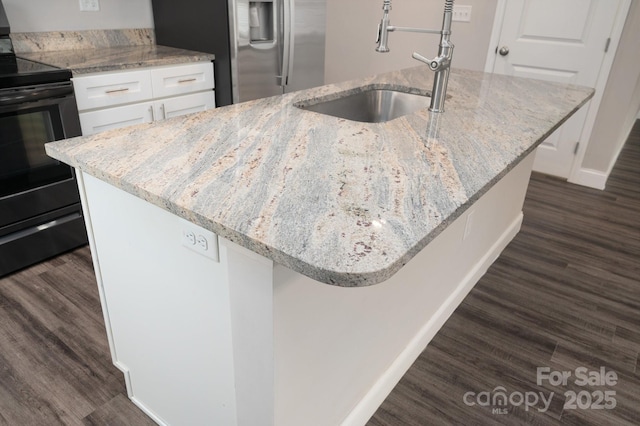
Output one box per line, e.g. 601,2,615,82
178,78,197,83
105,88,130,94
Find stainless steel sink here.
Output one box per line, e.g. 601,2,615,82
295,88,431,123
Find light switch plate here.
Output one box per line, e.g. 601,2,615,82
452,5,472,22
79,0,100,12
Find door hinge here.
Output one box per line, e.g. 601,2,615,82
605,37,611,53
574,142,580,155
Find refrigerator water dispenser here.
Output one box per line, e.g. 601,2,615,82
153,0,325,104
249,1,274,43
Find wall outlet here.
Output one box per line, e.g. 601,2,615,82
183,230,196,245
179,218,219,261
79,0,100,12
452,5,472,22
196,234,208,251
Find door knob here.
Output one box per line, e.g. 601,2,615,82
498,46,510,56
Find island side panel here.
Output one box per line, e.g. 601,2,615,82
273,153,535,426
78,172,275,426
223,238,275,426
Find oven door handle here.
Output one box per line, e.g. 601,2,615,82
0,86,74,107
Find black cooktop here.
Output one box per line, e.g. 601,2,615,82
0,31,72,88
0,56,72,88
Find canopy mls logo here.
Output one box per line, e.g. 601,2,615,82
463,366,618,415
463,386,552,414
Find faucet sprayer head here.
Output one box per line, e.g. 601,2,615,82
375,0,392,52
372,0,454,112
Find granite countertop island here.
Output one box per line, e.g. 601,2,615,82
44,66,595,426
46,66,593,287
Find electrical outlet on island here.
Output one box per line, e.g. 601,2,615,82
79,0,100,12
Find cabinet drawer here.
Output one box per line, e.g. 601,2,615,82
73,70,153,111
151,63,214,99
80,102,154,136
156,91,216,120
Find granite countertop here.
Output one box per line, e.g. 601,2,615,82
46,67,593,287
18,45,214,75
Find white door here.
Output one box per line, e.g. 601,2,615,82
489,0,625,178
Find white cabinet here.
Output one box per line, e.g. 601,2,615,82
74,62,215,135
73,69,153,111
78,102,154,135
150,63,214,98
156,91,215,120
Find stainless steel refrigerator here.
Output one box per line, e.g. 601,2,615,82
152,0,326,106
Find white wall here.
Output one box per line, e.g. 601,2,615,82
5,0,495,84
325,0,497,84
2,0,153,32
581,0,640,174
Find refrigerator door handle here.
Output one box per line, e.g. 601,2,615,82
285,0,295,87
236,0,251,48
278,0,294,87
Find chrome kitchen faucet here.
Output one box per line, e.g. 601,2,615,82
375,0,454,113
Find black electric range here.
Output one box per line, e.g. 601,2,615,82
0,31,71,88
0,7,87,277
0,12,71,87
0,55,72,88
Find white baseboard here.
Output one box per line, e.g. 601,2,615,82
132,397,168,426
569,168,608,190
342,212,524,426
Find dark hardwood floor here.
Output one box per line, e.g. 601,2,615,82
369,122,640,426
0,122,638,425
0,249,155,425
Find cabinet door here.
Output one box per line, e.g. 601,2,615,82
153,91,216,121
80,102,154,135
73,70,153,111
151,63,215,99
